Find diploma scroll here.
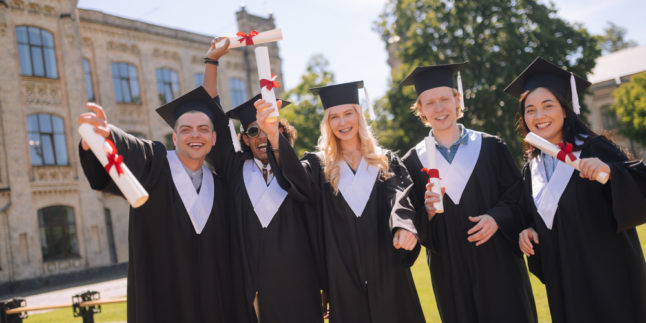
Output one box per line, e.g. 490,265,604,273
215,29,283,49
424,136,444,213
524,132,609,184
79,124,150,207
255,46,280,122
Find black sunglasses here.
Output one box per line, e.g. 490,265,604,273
244,126,260,138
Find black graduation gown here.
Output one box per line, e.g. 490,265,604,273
520,136,646,323
209,131,323,323
273,145,425,323
402,133,537,323
79,126,232,323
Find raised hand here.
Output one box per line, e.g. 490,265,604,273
467,215,498,246
519,228,539,256
78,102,110,151
254,99,283,146
206,37,230,60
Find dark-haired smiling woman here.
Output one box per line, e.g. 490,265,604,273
505,57,646,323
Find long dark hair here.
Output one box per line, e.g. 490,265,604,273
515,87,598,159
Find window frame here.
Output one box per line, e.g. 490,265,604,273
38,205,80,262
27,113,69,167
16,26,58,79
156,67,180,105
82,58,95,101
111,62,141,104
228,77,248,107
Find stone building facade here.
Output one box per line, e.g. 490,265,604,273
584,45,646,160
0,0,283,290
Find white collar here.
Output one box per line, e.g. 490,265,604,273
167,151,214,234
416,128,482,204
253,158,273,185
337,155,380,217
243,159,288,228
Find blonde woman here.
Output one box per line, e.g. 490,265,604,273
264,81,424,323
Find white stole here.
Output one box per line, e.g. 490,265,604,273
415,129,482,205
167,151,214,234
338,157,379,217
243,159,288,228
530,150,581,230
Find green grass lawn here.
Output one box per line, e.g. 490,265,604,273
25,225,646,322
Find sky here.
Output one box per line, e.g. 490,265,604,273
77,0,646,100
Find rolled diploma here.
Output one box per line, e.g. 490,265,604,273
425,136,444,213
78,124,150,207
255,46,279,121
215,29,283,49
524,132,609,184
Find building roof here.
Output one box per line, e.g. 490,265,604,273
588,45,646,84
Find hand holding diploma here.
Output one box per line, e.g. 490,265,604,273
78,103,149,208
215,29,282,49
255,46,280,122
524,132,609,184
422,136,444,215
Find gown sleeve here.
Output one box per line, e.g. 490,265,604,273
590,138,646,232
207,95,249,180
484,138,524,252
267,134,320,203
518,163,545,283
387,152,422,266
78,124,166,196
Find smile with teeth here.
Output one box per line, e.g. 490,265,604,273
434,115,448,121
338,127,352,134
535,122,551,130
257,143,268,151
188,143,204,149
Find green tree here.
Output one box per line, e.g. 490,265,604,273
374,0,600,162
596,22,638,55
611,71,646,146
281,54,334,156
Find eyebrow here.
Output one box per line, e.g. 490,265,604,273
178,124,211,129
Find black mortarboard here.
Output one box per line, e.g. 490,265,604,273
156,86,226,129
310,81,364,110
400,62,468,96
226,94,291,130
504,57,591,114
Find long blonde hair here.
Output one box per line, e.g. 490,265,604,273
316,104,391,194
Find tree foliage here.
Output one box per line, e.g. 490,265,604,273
611,71,646,146
374,0,600,162
596,22,638,55
281,54,334,156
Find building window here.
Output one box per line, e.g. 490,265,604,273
229,78,247,107
111,62,140,103
16,26,58,78
38,206,79,261
27,113,68,166
156,68,180,104
82,59,95,101
601,105,618,130
194,73,204,87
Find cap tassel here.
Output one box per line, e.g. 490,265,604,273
457,71,466,111
228,119,241,152
363,86,376,120
570,72,580,115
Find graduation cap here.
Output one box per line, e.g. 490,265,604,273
503,57,591,114
156,86,226,129
227,93,291,131
400,62,468,110
310,81,376,119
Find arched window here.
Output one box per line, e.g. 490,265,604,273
27,113,68,166
111,62,141,103
156,68,180,104
228,77,247,107
16,26,58,78
38,206,79,261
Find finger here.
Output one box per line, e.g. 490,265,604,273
440,186,446,196
81,139,90,151
78,115,106,128
86,102,106,121
467,220,484,235
253,99,266,109
94,127,110,138
468,216,481,223
426,182,434,192
392,232,401,249
277,100,283,111
532,232,539,244
475,229,495,246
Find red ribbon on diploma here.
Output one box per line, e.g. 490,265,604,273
556,142,576,162
260,74,280,91
237,30,259,46
104,139,124,176
421,168,440,183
